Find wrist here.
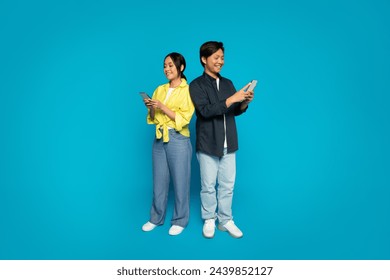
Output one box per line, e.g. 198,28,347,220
227,95,236,104
240,102,248,109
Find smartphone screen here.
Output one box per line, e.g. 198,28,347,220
246,80,257,92
139,92,151,99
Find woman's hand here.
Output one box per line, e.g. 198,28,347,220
143,98,152,108
148,99,176,121
148,99,164,110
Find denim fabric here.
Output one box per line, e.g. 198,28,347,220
196,148,236,225
149,129,192,227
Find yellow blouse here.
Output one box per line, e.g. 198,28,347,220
147,79,195,142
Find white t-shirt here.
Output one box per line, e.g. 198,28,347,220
216,78,228,148
164,87,175,103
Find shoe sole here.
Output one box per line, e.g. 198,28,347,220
142,227,156,232
203,229,215,239
169,232,183,236
169,230,184,236
203,232,215,239
217,225,243,239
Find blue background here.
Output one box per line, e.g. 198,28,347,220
1,0,389,260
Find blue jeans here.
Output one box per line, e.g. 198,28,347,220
150,130,192,227
197,149,236,225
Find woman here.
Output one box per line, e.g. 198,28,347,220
141,52,194,236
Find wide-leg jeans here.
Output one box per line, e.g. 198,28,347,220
150,130,192,228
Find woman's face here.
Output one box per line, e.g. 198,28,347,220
164,56,180,81
202,48,224,78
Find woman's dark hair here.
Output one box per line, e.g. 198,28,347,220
164,52,187,81
199,41,224,66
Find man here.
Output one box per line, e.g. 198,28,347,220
189,41,254,238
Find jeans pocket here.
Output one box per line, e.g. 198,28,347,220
170,130,189,141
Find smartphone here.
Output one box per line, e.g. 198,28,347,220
246,80,257,92
139,92,151,100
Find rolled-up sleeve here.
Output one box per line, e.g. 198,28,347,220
173,89,195,131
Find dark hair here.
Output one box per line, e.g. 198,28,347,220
164,52,187,81
199,41,224,66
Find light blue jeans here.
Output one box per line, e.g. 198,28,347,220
150,130,192,228
197,149,236,225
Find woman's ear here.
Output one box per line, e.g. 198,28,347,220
201,56,207,65
180,65,184,72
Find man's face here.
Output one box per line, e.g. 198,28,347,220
202,49,224,77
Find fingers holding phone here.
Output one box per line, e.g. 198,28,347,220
244,91,254,103
243,80,257,104
246,80,257,92
140,92,152,107
148,99,163,110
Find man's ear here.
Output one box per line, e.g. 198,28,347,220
201,56,207,65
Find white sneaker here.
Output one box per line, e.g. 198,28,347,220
218,220,243,238
169,225,184,236
203,219,215,238
142,221,157,232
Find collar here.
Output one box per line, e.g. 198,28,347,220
203,71,222,82
163,78,188,90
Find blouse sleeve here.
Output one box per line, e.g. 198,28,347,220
172,87,195,131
